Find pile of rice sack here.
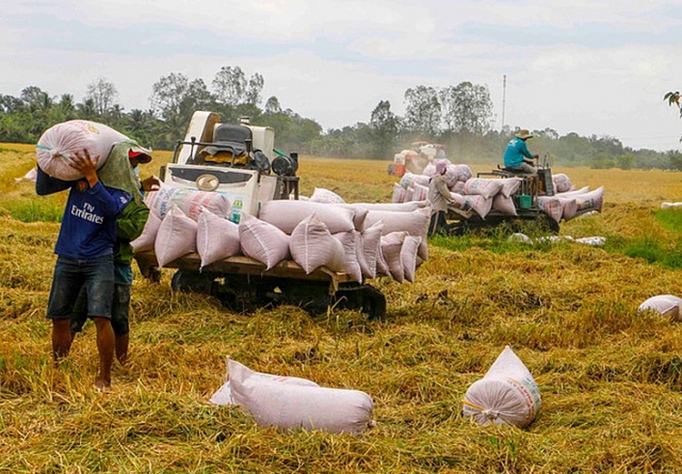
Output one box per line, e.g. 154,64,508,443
392,160,603,224
132,185,430,284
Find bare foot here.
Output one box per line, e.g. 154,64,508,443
95,378,111,392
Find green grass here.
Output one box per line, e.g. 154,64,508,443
656,208,682,233
2,198,64,223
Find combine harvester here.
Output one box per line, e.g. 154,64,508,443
135,111,388,319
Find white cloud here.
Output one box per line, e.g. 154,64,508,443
2,0,681,151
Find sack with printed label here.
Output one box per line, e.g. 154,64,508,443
145,184,231,221
36,120,129,181
462,346,542,428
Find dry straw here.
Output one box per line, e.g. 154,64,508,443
2,144,682,472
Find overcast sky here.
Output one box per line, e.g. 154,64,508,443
2,0,681,152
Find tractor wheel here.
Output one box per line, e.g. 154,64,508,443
359,285,387,320
171,270,215,294
335,284,387,320
536,212,560,234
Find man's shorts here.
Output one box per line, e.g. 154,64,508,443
508,162,537,175
46,255,114,321
71,283,131,335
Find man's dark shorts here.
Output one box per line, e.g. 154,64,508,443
70,283,131,335
46,255,114,321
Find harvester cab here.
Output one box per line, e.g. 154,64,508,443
159,111,299,222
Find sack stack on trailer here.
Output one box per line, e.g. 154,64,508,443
133,111,434,320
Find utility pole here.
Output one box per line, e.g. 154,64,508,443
501,74,507,132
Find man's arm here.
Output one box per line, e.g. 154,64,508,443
117,201,150,242
70,149,131,217
35,166,75,195
435,177,457,204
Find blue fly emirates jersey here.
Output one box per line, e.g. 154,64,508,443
36,168,132,259
503,137,534,168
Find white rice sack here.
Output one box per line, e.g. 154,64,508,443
558,198,578,221
464,178,505,199
412,183,429,202
154,205,198,268
15,168,38,183
466,195,493,219
392,183,406,203
399,172,430,189
36,120,129,181
310,187,345,204
661,202,682,209
364,206,431,261
575,186,604,214
375,236,391,277
508,233,533,244
499,177,523,198
537,196,563,223
228,359,374,434
145,184,231,221
449,192,469,210
358,221,384,279
180,191,232,221
401,235,422,284
350,200,430,212
552,173,572,193
536,235,574,244
492,194,517,216
462,346,542,428
259,200,356,235
196,209,241,269
333,231,363,283
331,203,369,232
638,295,682,321
574,236,606,246
352,207,369,233
131,212,162,253
289,214,344,274
450,180,466,194
422,163,437,177
452,164,473,182
364,206,430,232
239,213,290,270
381,232,407,283
210,358,319,406
555,186,589,198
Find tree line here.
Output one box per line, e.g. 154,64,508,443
1,66,681,170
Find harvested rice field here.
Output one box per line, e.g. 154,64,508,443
2,142,682,473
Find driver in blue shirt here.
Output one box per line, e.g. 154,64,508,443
503,129,538,175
